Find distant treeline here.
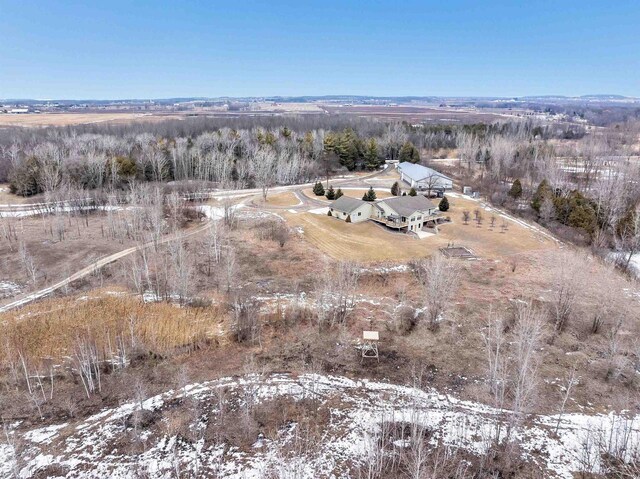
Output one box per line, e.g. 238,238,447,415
0,115,582,194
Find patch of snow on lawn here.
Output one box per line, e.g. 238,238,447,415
309,207,329,215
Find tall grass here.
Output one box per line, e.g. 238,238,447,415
0,290,226,367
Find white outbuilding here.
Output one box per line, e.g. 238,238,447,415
397,162,453,192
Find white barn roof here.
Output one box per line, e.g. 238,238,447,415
397,162,452,182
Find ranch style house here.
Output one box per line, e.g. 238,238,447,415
329,195,441,233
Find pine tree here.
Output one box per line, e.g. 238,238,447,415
399,141,420,163
363,138,381,170
326,185,336,200
362,186,377,202
509,179,523,199
439,195,450,212
313,181,325,196
408,187,417,197
367,186,377,201
391,181,400,196
335,188,344,199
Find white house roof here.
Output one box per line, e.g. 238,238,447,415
397,162,452,182
378,196,436,217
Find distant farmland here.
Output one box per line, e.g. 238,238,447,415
0,112,182,127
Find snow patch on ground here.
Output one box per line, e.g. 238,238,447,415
414,230,434,239
2,374,638,479
0,280,21,299
309,206,330,215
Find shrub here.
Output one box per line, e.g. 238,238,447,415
313,181,325,196
439,195,449,211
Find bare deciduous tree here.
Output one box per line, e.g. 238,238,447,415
415,254,460,329
551,253,583,333
315,260,359,329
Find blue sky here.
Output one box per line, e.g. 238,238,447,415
1,0,638,99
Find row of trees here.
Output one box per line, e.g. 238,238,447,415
1,113,583,198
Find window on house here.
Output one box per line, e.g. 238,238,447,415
358,212,361,216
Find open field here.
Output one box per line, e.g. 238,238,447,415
286,194,555,261
322,105,510,123
0,112,182,127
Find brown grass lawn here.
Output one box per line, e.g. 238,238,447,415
437,194,556,258
286,194,556,262
264,191,300,207
284,211,436,262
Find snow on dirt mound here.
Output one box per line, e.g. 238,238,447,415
1,374,638,478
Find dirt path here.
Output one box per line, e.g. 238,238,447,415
0,220,214,313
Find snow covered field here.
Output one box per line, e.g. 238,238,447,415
2,374,637,478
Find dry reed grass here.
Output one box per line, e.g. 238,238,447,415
0,290,227,365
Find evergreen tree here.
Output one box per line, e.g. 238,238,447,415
335,188,344,199
325,185,336,200
508,178,523,199
531,179,552,212
408,187,417,197
331,128,364,171
363,138,381,170
362,186,377,202
313,181,325,196
439,195,450,212
399,141,420,163
391,181,400,196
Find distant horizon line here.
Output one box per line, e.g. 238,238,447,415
2,93,638,103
